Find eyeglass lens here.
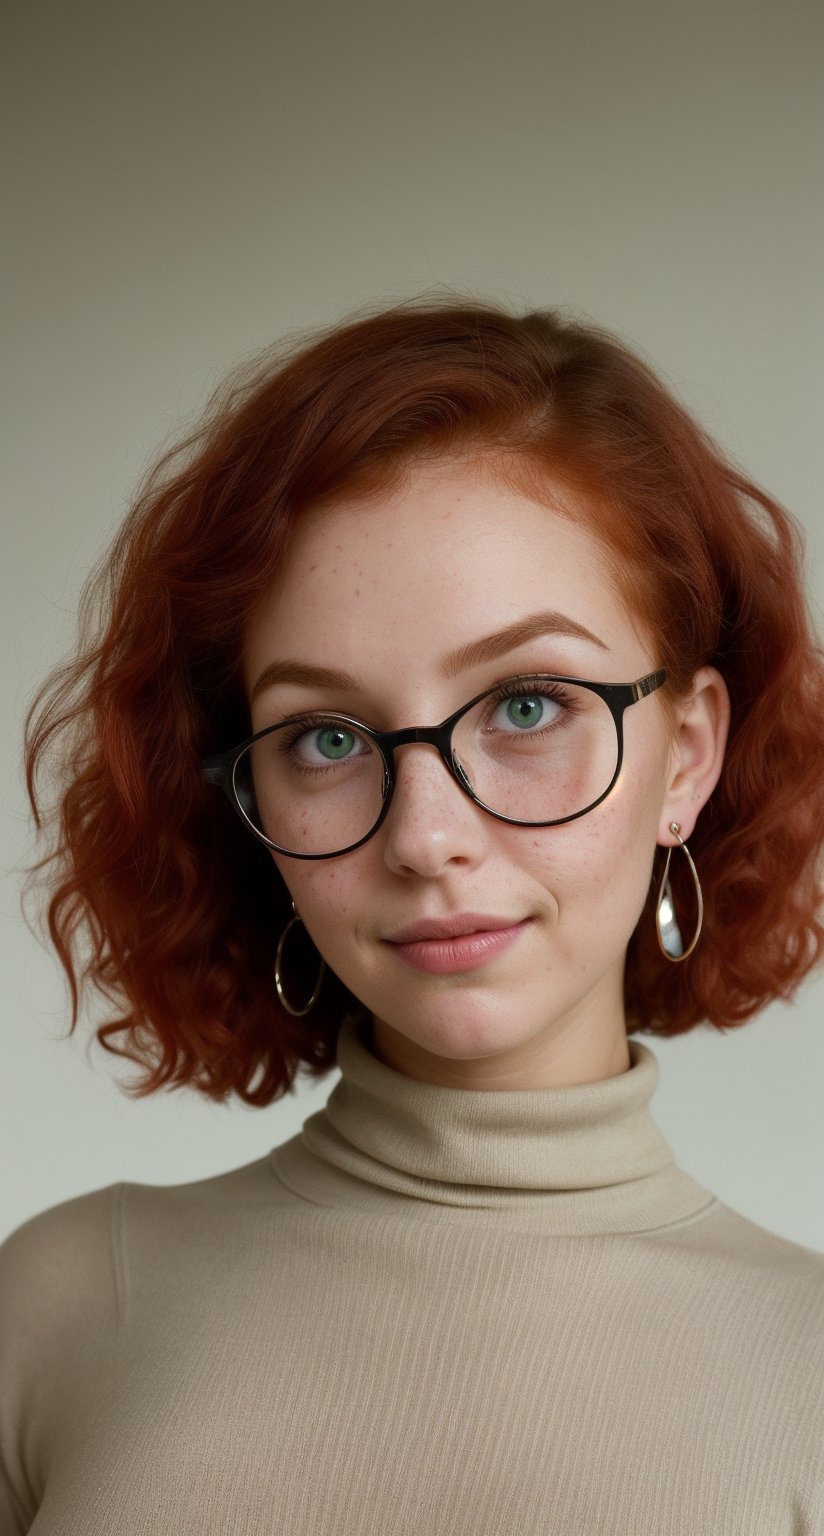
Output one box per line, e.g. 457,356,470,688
233,678,619,856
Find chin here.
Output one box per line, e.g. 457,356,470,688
376,997,548,1063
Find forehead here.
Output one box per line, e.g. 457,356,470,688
242,458,651,691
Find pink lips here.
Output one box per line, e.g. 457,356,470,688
385,916,533,975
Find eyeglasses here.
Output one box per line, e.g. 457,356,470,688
201,669,667,859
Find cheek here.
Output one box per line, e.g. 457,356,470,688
525,777,661,925
270,851,362,939
600,791,663,923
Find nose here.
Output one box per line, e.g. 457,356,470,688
378,740,487,877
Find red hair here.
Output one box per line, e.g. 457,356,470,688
20,297,824,1104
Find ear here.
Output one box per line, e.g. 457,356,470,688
658,665,731,845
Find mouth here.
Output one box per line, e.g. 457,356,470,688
385,912,530,944
384,917,534,976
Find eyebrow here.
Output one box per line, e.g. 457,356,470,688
249,610,609,705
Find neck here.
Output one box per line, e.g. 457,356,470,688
269,1009,717,1236
369,995,632,1091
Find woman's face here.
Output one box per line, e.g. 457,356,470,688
242,455,728,1088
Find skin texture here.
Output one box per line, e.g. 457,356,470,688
242,456,730,1090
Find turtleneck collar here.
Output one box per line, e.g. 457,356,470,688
271,1010,717,1236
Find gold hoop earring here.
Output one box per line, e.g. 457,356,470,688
655,822,703,962
274,901,327,1017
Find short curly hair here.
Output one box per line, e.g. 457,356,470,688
20,296,824,1104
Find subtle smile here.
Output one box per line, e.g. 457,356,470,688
385,918,533,975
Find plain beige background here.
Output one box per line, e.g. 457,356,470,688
2,0,822,1248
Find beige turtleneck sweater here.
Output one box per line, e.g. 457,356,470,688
1,1010,822,1533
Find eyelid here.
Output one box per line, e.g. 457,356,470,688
266,707,376,736
261,672,582,733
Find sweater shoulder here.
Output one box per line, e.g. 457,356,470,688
0,1184,125,1533
0,1182,123,1342
671,1194,824,1273
0,1153,283,1341
652,1193,824,1341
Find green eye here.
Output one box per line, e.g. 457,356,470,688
276,717,374,772
316,727,356,759
506,697,544,729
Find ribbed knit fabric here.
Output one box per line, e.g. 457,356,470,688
1,1008,823,1534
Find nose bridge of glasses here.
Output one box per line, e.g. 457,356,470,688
382,724,473,790
385,725,448,750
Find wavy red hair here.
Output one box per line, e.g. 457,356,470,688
20,297,824,1103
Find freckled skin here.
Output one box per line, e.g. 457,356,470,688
242,456,730,1090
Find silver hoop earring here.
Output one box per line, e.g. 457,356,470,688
274,900,327,1017
655,822,703,962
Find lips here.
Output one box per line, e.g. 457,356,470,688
385,912,526,944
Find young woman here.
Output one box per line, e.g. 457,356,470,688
2,300,823,1533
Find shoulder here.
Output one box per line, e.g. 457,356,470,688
655,1196,824,1358
0,1153,283,1360
0,1152,282,1289
0,1183,123,1347
0,1184,125,1527
112,1151,289,1249
682,1197,824,1279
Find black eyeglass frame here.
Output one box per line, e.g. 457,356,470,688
201,668,668,860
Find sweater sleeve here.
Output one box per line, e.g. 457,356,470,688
0,1184,122,1533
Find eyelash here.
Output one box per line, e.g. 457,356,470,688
484,678,574,714
277,715,348,753
271,677,577,753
